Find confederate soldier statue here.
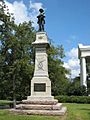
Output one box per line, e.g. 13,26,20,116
37,8,45,31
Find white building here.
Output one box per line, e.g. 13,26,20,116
78,44,90,89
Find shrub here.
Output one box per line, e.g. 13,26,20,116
55,95,90,103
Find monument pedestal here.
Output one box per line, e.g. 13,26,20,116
10,32,67,115
28,32,53,101
30,77,52,99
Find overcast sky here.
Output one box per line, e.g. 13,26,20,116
3,0,90,78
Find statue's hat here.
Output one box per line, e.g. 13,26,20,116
39,8,44,13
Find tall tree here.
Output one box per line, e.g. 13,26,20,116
0,0,15,100
0,0,36,107
48,45,69,96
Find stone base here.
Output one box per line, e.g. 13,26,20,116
10,98,67,116
10,107,67,116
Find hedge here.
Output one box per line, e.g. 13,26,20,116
55,96,90,103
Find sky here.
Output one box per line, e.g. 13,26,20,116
2,0,90,78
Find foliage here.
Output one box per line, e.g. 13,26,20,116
66,76,87,96
55,95,90,103
67,84,87,96
48,45,69,96
87,78,90,95
0,1,35,101
86,63,90,76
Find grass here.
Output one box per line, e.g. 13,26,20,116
65,103,90,120
0,103,90,120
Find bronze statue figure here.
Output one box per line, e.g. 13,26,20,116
37,8,45,31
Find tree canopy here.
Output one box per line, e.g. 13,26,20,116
0,1,36,101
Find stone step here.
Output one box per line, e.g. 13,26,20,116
10,107,67,116
27,96,54,100
16,103,62,110
22,99,58,105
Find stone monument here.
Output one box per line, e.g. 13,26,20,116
11,9,67,116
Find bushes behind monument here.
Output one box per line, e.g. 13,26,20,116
55,95,90,103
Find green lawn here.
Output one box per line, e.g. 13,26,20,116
0,103,90,120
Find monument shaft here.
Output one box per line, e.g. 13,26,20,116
29,32,52,99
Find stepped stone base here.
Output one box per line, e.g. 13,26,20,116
10,98,67,116
10,107,67,116
16,103,62,110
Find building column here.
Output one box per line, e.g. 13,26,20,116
80,57,87,89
